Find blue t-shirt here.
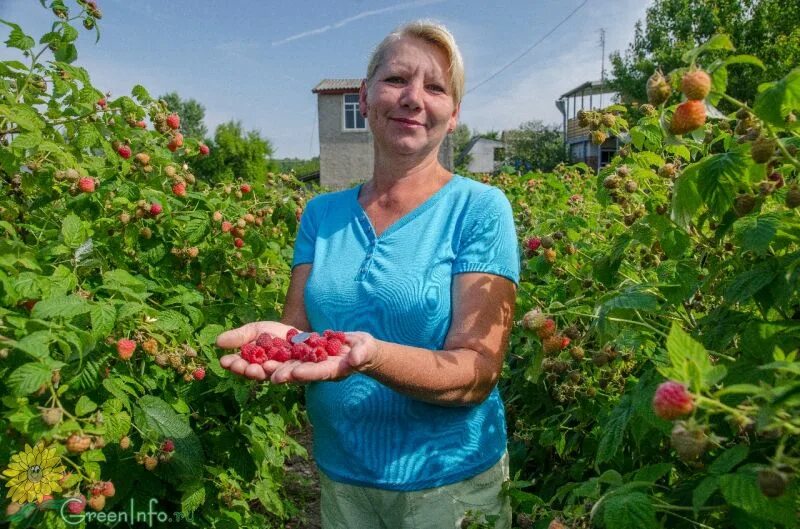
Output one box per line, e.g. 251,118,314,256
292,174,520,491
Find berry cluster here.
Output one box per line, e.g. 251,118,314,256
240,329,346,364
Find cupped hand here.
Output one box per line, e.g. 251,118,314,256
217,321,297,381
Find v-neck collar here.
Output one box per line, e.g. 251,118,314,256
352,175,459,240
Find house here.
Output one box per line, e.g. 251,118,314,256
555,80,620,171
312,79,453,188
456,136,505,174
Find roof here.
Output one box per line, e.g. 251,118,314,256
557,80,616,100
464,137,505,153
312,79,363,94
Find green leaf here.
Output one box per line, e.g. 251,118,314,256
75,395,97,416
102,269,147,291
734,214,780,254
61,213,86,248
253,478,284,518
14,331,53,359
687,151,749,218
0,104,45,131
131,84,151,103
184,218,209,244
8,362,52,395
633,463,673,484
754,67,800,129
102,378,134,411
0,20,35,50
90,302,116,338
671,170,703,229
661,323,721,392
724,262,777,305
597,395,633,464
31,294,90,320
723,54,765,70
134,396,204,479
719,471,797,525
12,132,42,149
102,405,131,441
75,123,100,149
682,34,734,64
602,492,658,529
180,481,206,516
53,43,77,64
198,324,224,346
693,475,720,511
709,445,749,475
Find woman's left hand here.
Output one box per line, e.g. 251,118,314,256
269,331,380,383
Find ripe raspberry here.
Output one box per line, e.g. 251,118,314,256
117,144,132,159
681,69,711,100
78,177,95,193
136,120,147,128
161,439,175,453
758,468,788,497
670,100,706,135
323,330,347,342
325,338,344,356
240,343,267,363
653,381,694,420
199,144,210,156
101,481,115,497
525,237,541,251
167,132,184,152
254,333,274,349
560,336,571,349
750,136,776,164
149,202,163,216
66,494,86,514
192,367,205,380
268,347,291,362
240,183,252,193
536,318,556,339
291,342,312,361
221,221,233,233
646,70,672,106
97,98,107,109
116,338,136,360
286,328,300,342
670,421,708,461
166,114,180,130
548,519,567,529
234,238,244,248
172,182,187,197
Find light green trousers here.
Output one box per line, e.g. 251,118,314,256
319,452,511,529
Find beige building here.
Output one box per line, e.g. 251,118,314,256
313,79,453,189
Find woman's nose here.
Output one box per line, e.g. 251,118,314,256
399,80,423,109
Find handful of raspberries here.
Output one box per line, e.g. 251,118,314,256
240,329,346,364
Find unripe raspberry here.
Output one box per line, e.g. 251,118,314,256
521,309,546,331
212,210,224,222
681,69,711,100
540,236,554,249
653,381,694,420
670,100,706,135
119,435,131,449
78,177,95,193
221,221,233,233
785,185,800,209
591,130,607,145
569,346,585,361
166,114,180,130
142,338,159,355
41,407,63,426
543,248,556,264
670,420,708,461
134,152,150,165
646,70,672,106
758,468,789,497
136,120,147,128
733,193,756,217
119,212,131,224
167,132,184,152
658,163,677,179
116,338,136,360
536,318,556,339
97,98,107,109
186,246,199,258
542,334,565,356
101,481,115,497
548,519,567,529
750,136,776,164
116,144,132,159
144,455,158,471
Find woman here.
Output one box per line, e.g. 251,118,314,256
218,20,519,528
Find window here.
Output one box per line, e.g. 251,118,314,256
343,94,366,130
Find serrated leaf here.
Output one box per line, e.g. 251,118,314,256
184,218,209,244
693,475,720,511
734,214,779,254
13,331,53,359
180,481,206,516
0,103,45,131
723,262,777,305
75,123,100,149
75,395,97,416
0,20,35,50
61,213,86,248
90,302,116,338
253,478,284,518
102,269,146,291
134,396,204,479
9,363,52,395
719,471,797,525
198,324,224,346
597,395,633,464
687,151,749,218
102,378,134,411
754,67,800,129
31,294,90,320
163,290,204,307
12,132,42,150
131,84,151,103
602,492,658,529
662,323,718,392
103,408,131,441
709,445,749,475
633,463,673,484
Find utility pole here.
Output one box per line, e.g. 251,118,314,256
597,28,606,174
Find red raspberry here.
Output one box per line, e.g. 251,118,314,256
116,338,136,360
101,481,115,497
560,336,571,349
313,346,328,362
167,132,184,152
234,238,244,248
681,69,711,101
322,330,346,342
525,237,541,251
161,439,175,452
255,333,273,349
240,343,266,363
653,381,694,420
221,221,233,233
287,329,299,342
149,202,163,216
325,338,343,356
240,183,252,193
97,98,107,109
117,144,132,159
172,182,186,197
670,100,706,135
305,332,323,347
136,120,147,128
270,347,291,362
536,319,556,339
66,494,86,514
199,144,210,156
192,367,205,380
291,342,312,361
166,114,180,130
78,177,95,193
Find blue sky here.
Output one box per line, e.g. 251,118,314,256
0,0,651,159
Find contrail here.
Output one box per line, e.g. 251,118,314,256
272,0,447,46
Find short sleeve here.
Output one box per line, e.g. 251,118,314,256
453,187,520,285
292,196,324,268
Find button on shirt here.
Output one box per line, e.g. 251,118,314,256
292,174,520,491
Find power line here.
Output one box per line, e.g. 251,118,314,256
465,0,589,96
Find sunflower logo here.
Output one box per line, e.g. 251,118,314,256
3,442,66,504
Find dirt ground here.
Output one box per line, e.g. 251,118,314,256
283,425,322,529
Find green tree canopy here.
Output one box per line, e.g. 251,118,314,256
609,0,800,105
503,120,567,172
193,121,278,183
159,91,208,140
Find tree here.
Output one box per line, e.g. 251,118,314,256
193,121,278,183
609,0,800,105
159,91,208,140
502,120,567,172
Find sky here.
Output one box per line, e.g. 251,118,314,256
0,0,652,159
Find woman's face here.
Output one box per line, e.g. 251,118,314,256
360,36,460,157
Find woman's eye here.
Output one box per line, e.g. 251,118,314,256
385,76,405,84
427,85,446,93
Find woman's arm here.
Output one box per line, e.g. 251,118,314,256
280,264,312,331
272,271,517,407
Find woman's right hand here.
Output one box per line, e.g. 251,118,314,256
216,321,298,381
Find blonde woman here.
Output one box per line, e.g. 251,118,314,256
219,20,519,528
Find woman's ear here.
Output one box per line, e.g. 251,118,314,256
359,79,368,117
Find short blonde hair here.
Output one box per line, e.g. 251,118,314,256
366,20,465,105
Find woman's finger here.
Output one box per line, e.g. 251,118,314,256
216,322,266,349
244,363,267,380
271,360,303,384
229,357,251,375
219,354,239,369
